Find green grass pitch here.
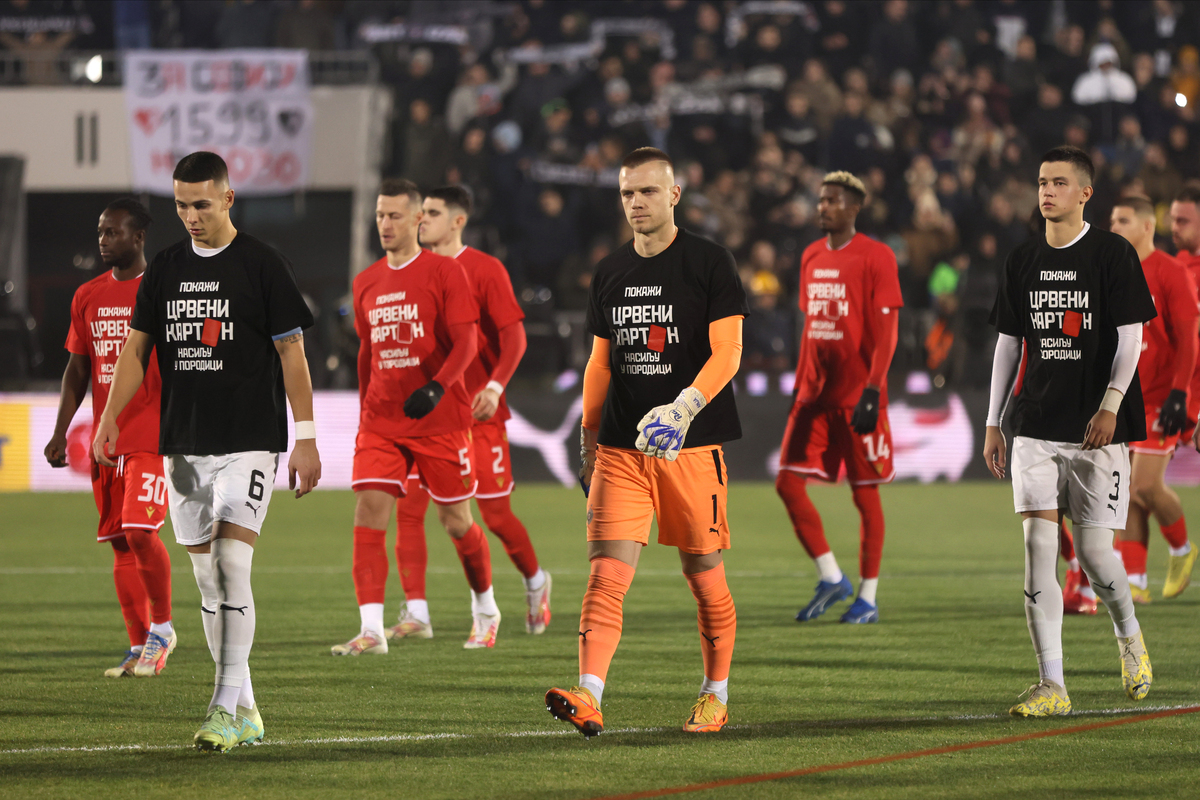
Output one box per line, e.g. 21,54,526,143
2,482,1198,799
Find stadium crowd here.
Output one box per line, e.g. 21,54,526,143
5,0,1200,388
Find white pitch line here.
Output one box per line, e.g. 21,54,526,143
2,705,1194,757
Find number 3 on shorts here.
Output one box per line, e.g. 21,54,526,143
862,433,890,462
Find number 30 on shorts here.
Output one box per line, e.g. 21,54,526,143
862,433,890,462
138,473,168,505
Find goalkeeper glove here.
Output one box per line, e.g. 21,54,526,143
1158,388,1189,436
851,386,880,434
579,426,597,497
635,387,706,461
403,380,444,419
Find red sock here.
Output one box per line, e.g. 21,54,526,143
123,527,172,624
478,496,539,579
775,471,830,559
452,523,492,593
1119,539,1149,575
352,526,388,606
579,557,635,683
1161,517,1189,549
852,485,885,580
395,489,430,600
1059,523,1076,562
685,562,737,683
111,538,149,647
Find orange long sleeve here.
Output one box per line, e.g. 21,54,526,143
691,316,743,402
581,336,611,431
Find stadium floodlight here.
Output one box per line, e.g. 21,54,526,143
85,55,103,83
1176,92,1188,108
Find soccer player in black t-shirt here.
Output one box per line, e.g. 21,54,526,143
984,146,1156,717
94,152,321,751
545,148,749,737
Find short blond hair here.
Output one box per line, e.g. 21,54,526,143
822,170,867,203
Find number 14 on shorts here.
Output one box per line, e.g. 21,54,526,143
862,433,889,462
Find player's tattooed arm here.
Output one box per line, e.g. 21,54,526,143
275,332,322,497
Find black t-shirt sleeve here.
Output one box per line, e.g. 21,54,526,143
1107,239,1157,327
989,250,1023,337
130,255,160,335
262,250,314,337
585,269,610,339
705,245,751,322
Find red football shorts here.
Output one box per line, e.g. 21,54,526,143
1131,405,1183,456
586,445,730,555
472,420,514,500
90,452,169,542
779,403,896,486
353,428,477,504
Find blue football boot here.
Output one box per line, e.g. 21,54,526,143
840,597,879,624
796,575,854,621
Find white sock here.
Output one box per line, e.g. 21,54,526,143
699,677,729,704
359,602,385,636
524,568,547,592
188,551,219,662
471,586,499,617
1079,583,1097,600
130,645,143,655
1023,518,1065,672
405,598,430,624
858,578,878,605
149,620,174,638
1039,657,1065,688
579,673,605,705
238,675,255,710
1066,557,1080,571
814,552,843,583
1169,541,1192,557
1077,526,1140,639
1128,573,1148,590
210,538,256,714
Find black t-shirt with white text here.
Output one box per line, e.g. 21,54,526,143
586,228,750,450
990,224,1156,444
131,233,313,455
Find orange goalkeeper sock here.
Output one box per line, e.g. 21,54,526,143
578,557,635,685
685,562,737,688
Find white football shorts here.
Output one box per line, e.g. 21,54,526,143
164,451,280,545
1010,436,1130,528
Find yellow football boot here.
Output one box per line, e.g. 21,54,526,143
1163,546,1197,598
194,708,240,752
1129,584,1152,604
683,693,728,732
1119,631,1152,700
1009,681,1071,717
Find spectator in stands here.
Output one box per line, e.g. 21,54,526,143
902,193,959,284
401,98,451,191
1026,83,1074,156
1139,141,1184,204
0,0,83,84
445,61,517,137
1108,114,1147,178
113,0,152,50
742,270,792,373
797,58,843,135
1073,42,1137,142
868,0,921,85
275,0,337,52
827,93,876,175
515,186,580,290
774,89,821,167
215,0,274,49
1172,44,1200,107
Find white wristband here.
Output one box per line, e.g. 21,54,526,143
1099,388,1124,415
294,420,316,440
486,380,505,396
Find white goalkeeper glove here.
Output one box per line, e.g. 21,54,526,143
635,387,707,461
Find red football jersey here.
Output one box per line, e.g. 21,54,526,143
65,270,161,455
1139,250,1199,406
454,245,525,425
1178,250,1200,411
793,233,904,408
353,250,480,438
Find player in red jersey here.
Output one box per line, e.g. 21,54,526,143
1109,197,1198,601
44,199,175,678
381,185,550,641
775,171,903,624
332,178,499,655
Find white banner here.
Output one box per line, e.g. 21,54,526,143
123,50,312,196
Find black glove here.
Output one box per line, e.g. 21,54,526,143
1158,388,1189,436
851,386,881,434
403,380,444,419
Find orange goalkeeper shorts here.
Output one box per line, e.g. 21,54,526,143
586,444,730,555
